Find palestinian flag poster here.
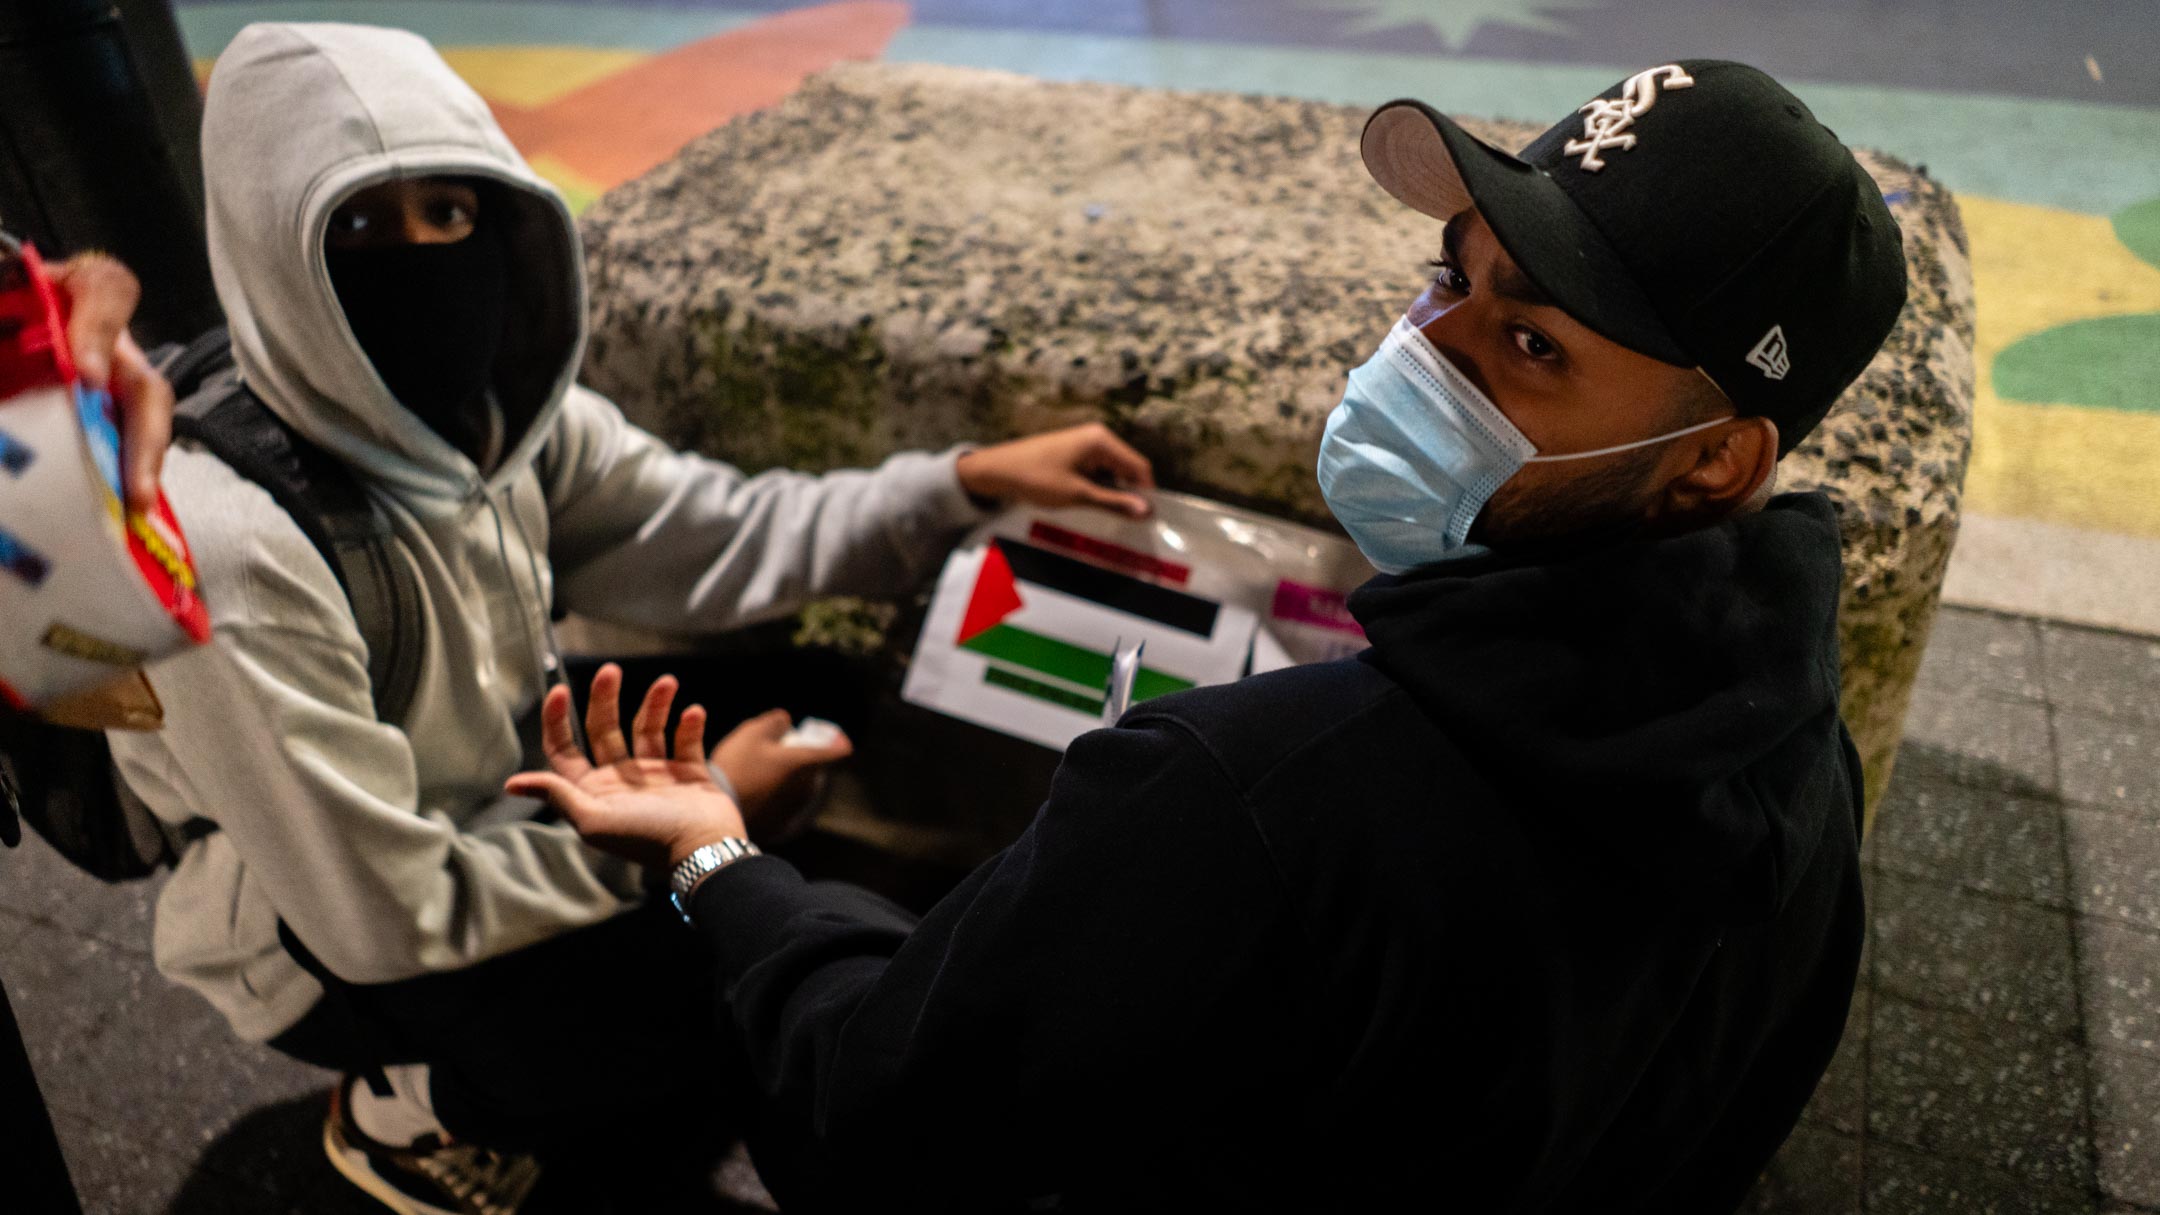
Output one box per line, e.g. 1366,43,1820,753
902,513,1258,751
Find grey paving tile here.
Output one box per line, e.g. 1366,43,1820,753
1918,608,2047,704
46,1109,247,1215
1867,995,2093,1190
2042,624,2160,726
2094,1047,2160,1208
1865,1139,2100,1215
1871,770,2069,907
2056,711,2160,817
1898,685,2060,798
49,1116,173,1214
1868,872,2079,1035
4,921,331,1171
176,1090,344,1210
2084,920,2160,1061
0,829,162,953
2065,807,2160,933
1803,981,1869,1136
1739,1124,1861,1214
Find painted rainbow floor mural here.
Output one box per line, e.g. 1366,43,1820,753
176,0,2160,632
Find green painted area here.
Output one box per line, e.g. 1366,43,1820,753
177,3,756,57
1993,314,2160,413
961,623,1195,702
2114,197,2160,272
983,665,1104,714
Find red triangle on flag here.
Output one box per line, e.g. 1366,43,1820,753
957,541,1024,644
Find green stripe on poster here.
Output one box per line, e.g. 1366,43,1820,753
962,623,1196,702
1133,667,1196,703
983,665,1105,714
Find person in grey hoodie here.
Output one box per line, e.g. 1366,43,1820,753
109,21,1155,1211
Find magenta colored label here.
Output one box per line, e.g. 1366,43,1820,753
1270,580,1364,637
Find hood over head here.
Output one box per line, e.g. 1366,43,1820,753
201,22,584,512
1349,492,1858,922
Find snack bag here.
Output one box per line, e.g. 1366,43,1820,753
0,238,209,718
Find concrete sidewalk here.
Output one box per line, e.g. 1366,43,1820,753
3,604,2157,1212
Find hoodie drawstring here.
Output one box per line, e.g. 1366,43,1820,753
481,485,583,752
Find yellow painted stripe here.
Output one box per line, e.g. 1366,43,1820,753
436,45,648,108
1969,399,2160,537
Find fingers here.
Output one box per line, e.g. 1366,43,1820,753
503,771,602,822
1080,481,1153,520
748,707,792,740
585,663,628,766
52,254,140,391
538,685,594,780
111,334,173,513
1083,424,1156,490
630,675,678,760
674,704,708,765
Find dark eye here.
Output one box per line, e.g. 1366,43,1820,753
1427,257,1470,295
431,200,474,229
328,209,370,235
1512,327,1559,361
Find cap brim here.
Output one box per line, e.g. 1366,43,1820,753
1360,101,1692,367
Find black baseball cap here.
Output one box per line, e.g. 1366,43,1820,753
1361,60,1907,457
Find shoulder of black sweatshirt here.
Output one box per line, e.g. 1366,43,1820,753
1133,490,1857,917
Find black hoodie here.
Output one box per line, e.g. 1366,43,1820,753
693,492,1866,1213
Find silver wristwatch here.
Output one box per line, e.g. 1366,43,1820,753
667,837,761,922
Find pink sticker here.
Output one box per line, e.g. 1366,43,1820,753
1271,580,1364,637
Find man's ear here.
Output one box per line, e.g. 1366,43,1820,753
1652,416,1779,524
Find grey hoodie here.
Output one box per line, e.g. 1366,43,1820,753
111,23,987,1042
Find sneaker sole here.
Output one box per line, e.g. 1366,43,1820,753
323,1112,465,1215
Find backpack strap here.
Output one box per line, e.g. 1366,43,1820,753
168,335,424,725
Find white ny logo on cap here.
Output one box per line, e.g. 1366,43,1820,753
1565,64,1695,172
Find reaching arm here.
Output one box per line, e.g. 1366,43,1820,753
537,388,1158,635
537,387,990,633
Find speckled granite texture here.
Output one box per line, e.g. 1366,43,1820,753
579,62,1974,829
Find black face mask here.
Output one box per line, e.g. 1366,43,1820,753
326,227,509,462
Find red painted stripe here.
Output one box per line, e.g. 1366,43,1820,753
1028,521,1190,586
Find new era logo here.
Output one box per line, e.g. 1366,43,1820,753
1747,325,1792,381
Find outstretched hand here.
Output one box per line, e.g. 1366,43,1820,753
505,663,749,870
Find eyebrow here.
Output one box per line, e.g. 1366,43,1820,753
1442,217,1557,309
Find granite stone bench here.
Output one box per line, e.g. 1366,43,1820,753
576,62,1974,836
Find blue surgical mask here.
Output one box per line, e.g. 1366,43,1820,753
1318,318,1728,574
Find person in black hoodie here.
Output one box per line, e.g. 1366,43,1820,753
506,60,1906,1213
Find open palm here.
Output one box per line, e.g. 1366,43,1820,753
505,664,749,869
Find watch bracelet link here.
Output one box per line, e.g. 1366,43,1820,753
667,837,761,922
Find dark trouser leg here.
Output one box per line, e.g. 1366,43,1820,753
271,899,748,1186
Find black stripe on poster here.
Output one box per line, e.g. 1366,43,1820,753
996,538,1220,637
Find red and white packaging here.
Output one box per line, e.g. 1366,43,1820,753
0,241,209,715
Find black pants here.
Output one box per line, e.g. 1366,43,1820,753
269,897,732,1140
